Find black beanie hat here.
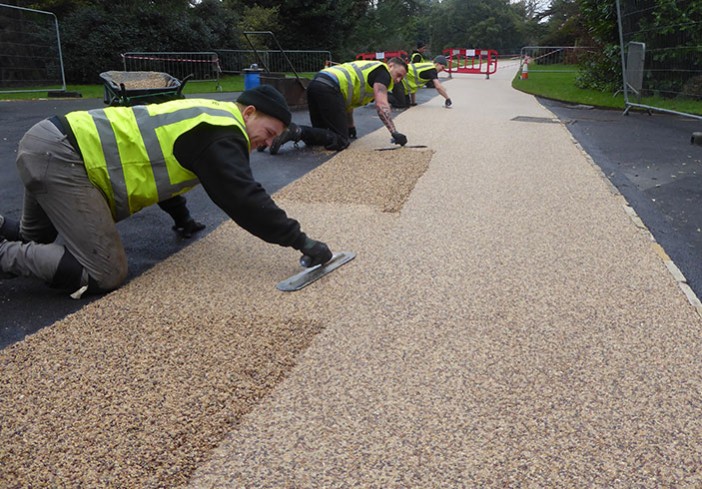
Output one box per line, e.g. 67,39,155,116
434,55,448,67
237,85,292,126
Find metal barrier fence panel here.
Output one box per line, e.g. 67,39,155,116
519,46,595,75
0,4,66,94
443,48,498,78
121,52,221,84
216,50,332,74
354,51,409,62
616,0,702,120
625,41,645,96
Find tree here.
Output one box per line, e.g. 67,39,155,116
537,0,583,46
429,0,528,54
345,0,433,60
277,0,370,57
10,0,543,84
57,0,239,83
236,4,282,50
576,0,621,91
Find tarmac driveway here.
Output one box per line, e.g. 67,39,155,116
540,98,702,299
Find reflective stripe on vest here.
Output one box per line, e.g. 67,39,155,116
322,61,393,108
65,99,248,221
403,62,436,94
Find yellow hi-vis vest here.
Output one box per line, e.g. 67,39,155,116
64,99,249,222
321,61,394,109
403,62,437,94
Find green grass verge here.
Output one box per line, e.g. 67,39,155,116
512,65,625,110
512,63,702,116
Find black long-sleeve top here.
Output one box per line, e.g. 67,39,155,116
173,123,307,250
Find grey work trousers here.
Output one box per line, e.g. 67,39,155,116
1,119,128,291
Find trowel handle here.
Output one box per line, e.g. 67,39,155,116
300,255,312,267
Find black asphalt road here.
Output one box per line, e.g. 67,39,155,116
540,98,702,299
0,90,427,349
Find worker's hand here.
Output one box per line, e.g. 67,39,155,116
299,237,333,267
445,98,452,108
391,132,407,146
348,126,357,139
172,218,205,239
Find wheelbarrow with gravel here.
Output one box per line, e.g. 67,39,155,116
100,70,191,106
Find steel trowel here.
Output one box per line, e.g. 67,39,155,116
276,251,356,291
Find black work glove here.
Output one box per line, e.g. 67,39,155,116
298,237,333,268
445,98,452,108
391,132,407,146
348,126,357,139
172,218,205,239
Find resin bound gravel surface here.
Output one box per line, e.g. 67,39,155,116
3,67,702,488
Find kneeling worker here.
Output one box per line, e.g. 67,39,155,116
268,58,409,154
0,85,332,297
403,55,453,108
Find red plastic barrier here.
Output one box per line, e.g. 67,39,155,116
355,50,409,62
442,48,498,78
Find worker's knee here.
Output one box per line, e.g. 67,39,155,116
91,256,128,292
324,133,350,151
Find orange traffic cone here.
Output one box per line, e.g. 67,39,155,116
521,62,529,80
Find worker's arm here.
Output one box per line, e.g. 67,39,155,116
432,79,450,101
374,82,407,145
157,195,205,238
346,109,354,127
373,82,397,133
346,109,356,138
174,124,308,249
374,83,407,145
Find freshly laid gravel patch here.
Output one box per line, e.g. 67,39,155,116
0,278,324,487
275,147,432,213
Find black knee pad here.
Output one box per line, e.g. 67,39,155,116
49,250,107,295
49,249,84,291
324,134,350,151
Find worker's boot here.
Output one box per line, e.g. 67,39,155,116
0,214,21,241
0,215,21,279
269,123,302,155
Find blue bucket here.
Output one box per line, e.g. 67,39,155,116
243,69,261,90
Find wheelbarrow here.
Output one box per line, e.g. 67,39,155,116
99,70,191,106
